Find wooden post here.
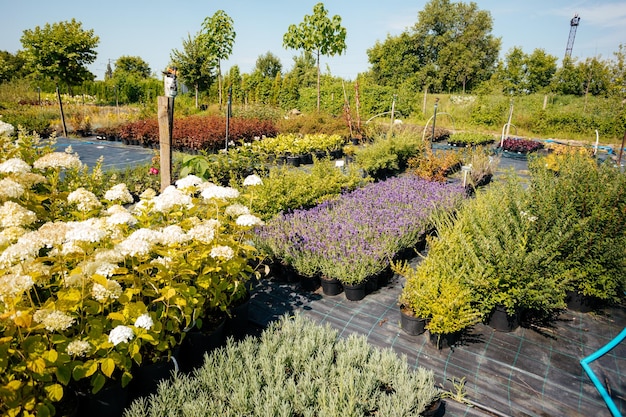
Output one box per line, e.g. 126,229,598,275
56,84,68,137
158,96,174,192
618,130,626,168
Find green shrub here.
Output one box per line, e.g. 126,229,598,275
123,313,440,417
354,132,425,180
448,131,495,146
2,107,57,137
179,146,267,187
247,158,370,221
276,111,350,137
527,153,626,301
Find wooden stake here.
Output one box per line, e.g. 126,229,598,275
158,96,174,192
56,84,68,137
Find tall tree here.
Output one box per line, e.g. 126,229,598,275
113,56,151,78
283,2,347,111
201,10,236,109
20,18,99,91
525,49,557,93
0,51,27,83
255,52,282,78
413,0,500,93
367,32,423,89
608,44,625,99
171,31,214,108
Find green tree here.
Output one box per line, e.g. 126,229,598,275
113,55,151,78
608,44,625,98
525,49,558,93
20,18,99,92
412,0,500,93
171,31,214,108
0,51,28,83
226,65,244,105
255,52,282,78
552,57,584,95
279,52,316,110
493,47,557,95
283,2,347,112
494,46,527,94
201,10,236,108
366,32,423,89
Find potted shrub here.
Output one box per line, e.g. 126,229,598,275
0,131,263,415
395,250,481,346
448,132,495,147
499,137,544,154
255,175,465,302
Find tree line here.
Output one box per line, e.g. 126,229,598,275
1,0,624,115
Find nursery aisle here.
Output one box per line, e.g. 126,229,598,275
248,265,625,417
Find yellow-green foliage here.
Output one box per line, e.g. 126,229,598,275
248,158,371,220
254,133,345,155
395,253,481,335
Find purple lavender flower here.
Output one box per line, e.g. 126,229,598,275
256,175,465,285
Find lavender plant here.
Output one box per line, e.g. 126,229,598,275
256,175,465,285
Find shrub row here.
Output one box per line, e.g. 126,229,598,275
117,115,277,152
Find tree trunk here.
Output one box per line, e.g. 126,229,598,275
56,84,68,137
218,60,223,110
316,50,321,112
195,84,199,109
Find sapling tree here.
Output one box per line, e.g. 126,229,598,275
283,3,346,112
201,10,236,108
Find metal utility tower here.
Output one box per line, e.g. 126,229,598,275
565,14,581,60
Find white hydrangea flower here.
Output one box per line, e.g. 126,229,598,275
91,279,123,302
0,178,25,199
243,174,263,186
0,273,34,306
65,219,108,243
106,205,137,226
33,152,82,170
151,185,193,212
0,201,37,228
210,245,235,261
0,158,31,174
224,204,250,217
236,214,263,227
139,188,157,200
108,325,135,346
0,239,39,268
187,219,219,244
33,309,76,332
67,187,102,212
175,174,203,190
104,183,134,204
159,225,190,246
201,184,240,200
66,340,91,357
134,313,154,330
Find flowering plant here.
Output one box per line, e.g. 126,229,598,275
256,175,465,286
500,137,544,154
0,129,263,416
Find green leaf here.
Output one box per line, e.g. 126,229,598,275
55,365,71,385
91,373,106,394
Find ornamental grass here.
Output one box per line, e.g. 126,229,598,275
256,175,465,285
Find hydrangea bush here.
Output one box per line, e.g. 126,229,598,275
0,130,263,416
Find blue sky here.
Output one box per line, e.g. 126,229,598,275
2,0,625,81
